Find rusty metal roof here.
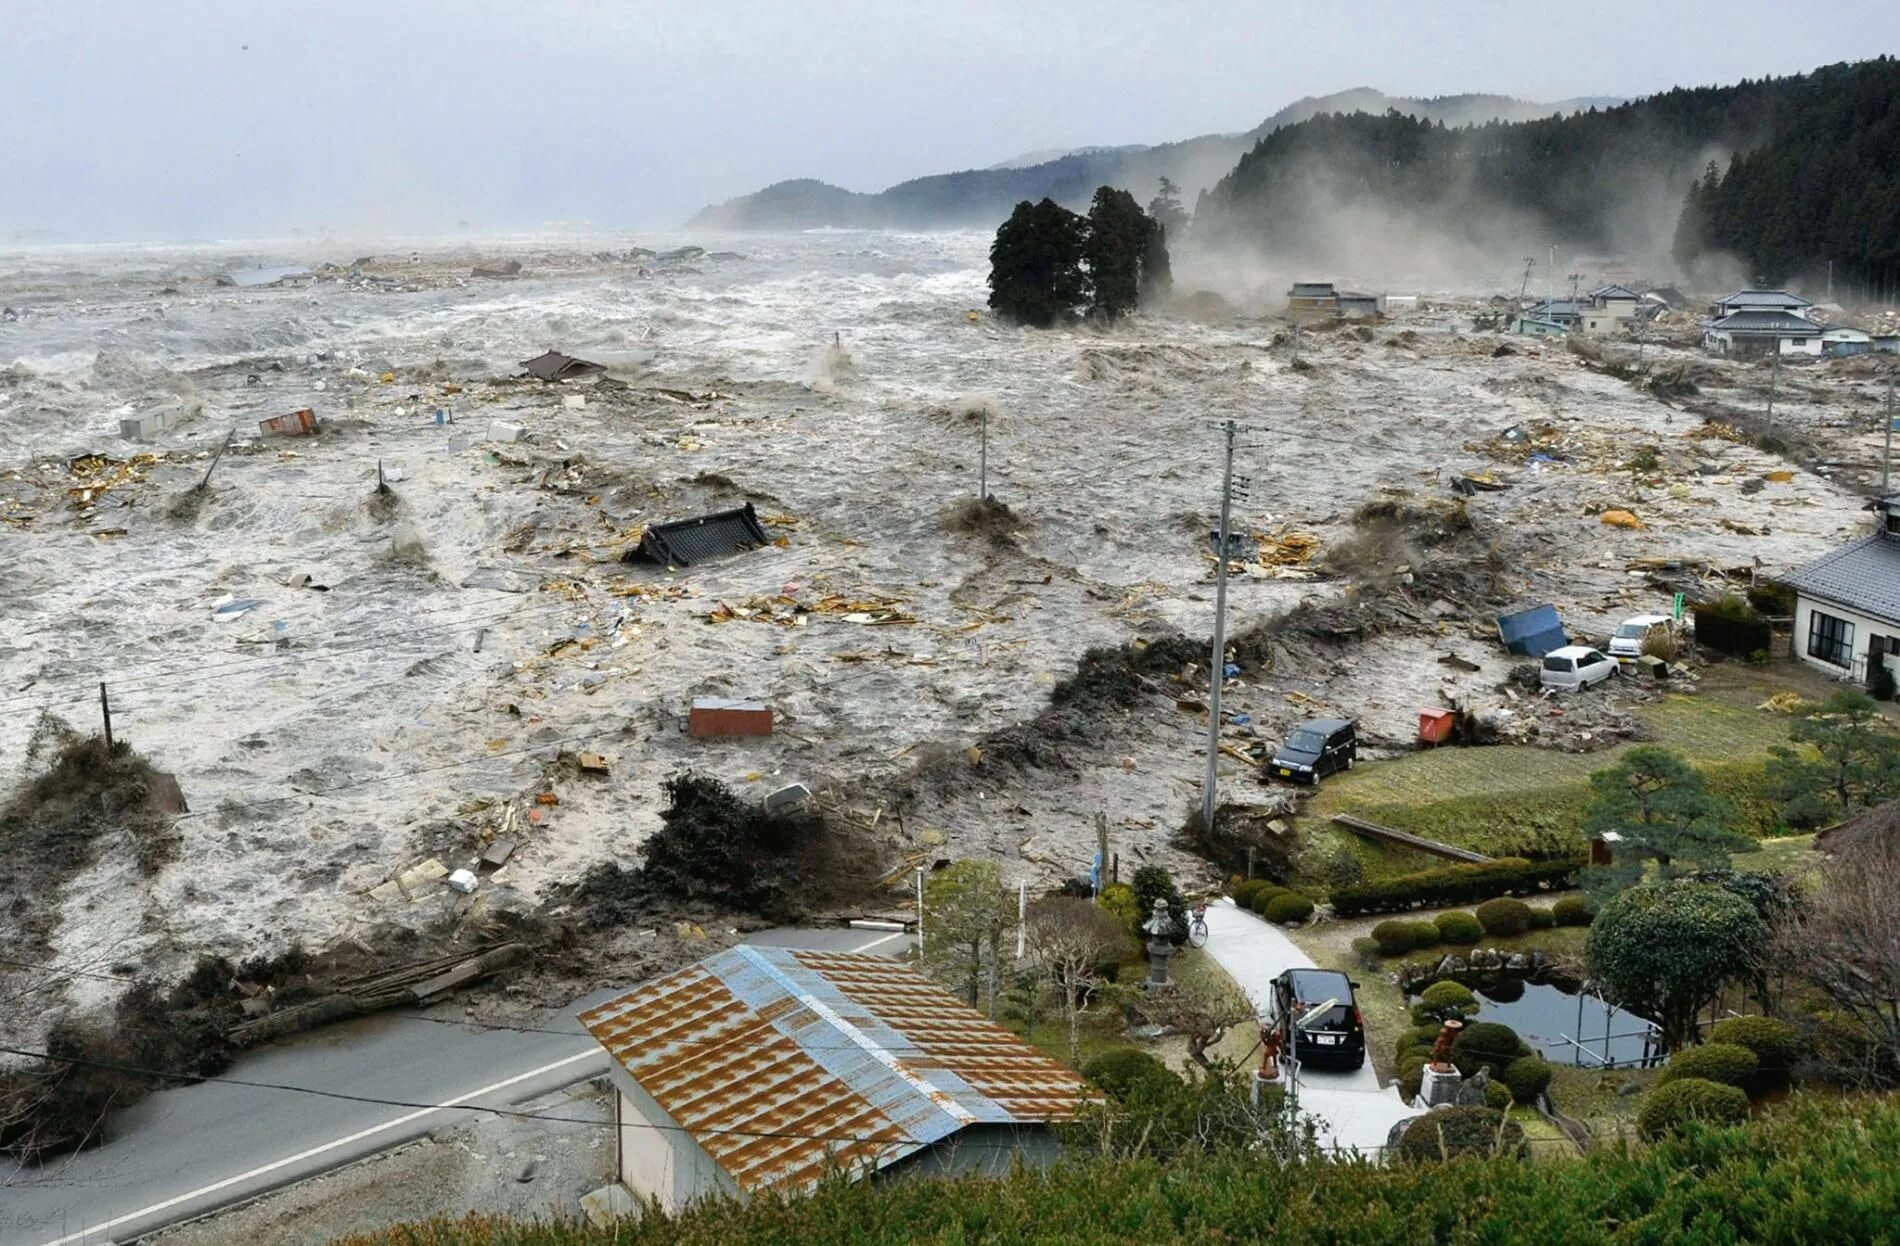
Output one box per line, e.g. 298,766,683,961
578,945,1093,1194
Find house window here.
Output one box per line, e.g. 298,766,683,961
1808,610,1854,668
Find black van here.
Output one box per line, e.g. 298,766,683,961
1269,967,1367,1071
1269,717,1356,784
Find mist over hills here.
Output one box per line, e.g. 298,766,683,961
687,89,1624,231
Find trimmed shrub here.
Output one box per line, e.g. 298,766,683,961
1485,1080,1514,1110
1371,920,1417,956
1412,980,1479,1026
1415,1021,1451,1049
1396,1049,1429,1103
1434,910,1484,943
1476,897,1533,936
1331,857,1586,917
1408,921,1442,948
1098,883,1139,932
1397,1105,1527,1161
1527,907,1556,930
1638,1077,1750,1139
1081,1048,1182,1101
1552,895,1595,927
1231,878,1272,907
1708,1016,1798,1073
1661,1042,1759,1090
1249,886,1290,916
1501,1056,1554,1104
1349,936,1382,968
1452,1021,1529,1077
1262,893,1315,925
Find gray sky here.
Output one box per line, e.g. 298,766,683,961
5,0,1897,242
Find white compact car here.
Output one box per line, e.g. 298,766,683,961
1540,645,1618,691
1607,614,1680,662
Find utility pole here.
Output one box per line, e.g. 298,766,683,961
1548,245,1556,310
1883,372,1894,494
1828,260,1834,303
1517,257,1534,307
99,682,114,749
979,406,988,501
1201,420,1238,832
915,867,925,952
1765,347,1779,443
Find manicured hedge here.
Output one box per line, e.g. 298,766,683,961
1263,893,1315,925
1708,1016,1798,1072
1434,910,1484,943
1552,895,1595,926
1501,1056,1554,1104
1662,1043,1759,1089
1639,1077,1750,1139
1452,1021,1530,1077
1397,1105,1526,1161
1476,897,1533,935
1330,856,1586,917
1372,919,1418,955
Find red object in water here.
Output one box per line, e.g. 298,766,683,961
259,408,317,437
1418,708,1455,744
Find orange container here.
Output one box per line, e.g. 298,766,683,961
1418,708,1455,744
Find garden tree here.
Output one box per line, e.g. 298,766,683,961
1146,176,1188,238
1024,896,1128,1064
1587,879,1770,1052
1074,1052,1315,1161
1083,186,1150,321
1129,969,1253,1068
1766,690,1900,825
1581,746,1752,895
921,860,1011,1010
1777,827,1900,1079
986,198,1088,327
1129,864,1188,943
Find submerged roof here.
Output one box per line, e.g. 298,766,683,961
1289,282,1337,297
630,502,770,566
1781,532,1900,621
1709,310,1822,334
579,946,1093,1195
520,350,607,382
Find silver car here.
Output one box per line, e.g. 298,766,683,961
1540,645,1618,691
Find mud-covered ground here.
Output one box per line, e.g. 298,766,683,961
0,234,1886,1034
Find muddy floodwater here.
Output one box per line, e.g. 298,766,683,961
0,232,1884,1035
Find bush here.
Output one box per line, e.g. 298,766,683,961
1708,1016,1798,1073
1081,1048,1182,1102
1501,1056,1554,1104
1552,895,1595,926
1527,907,1556,930
1262,893,1315,925
1408,920,1442,947
1476,897,1534,936
1330,857,1585,917
1397,1105,1527,1161
1434,910,1484,943
1661,1042,1759,1089
1097,883,1140,933
1371,920,1417,956
1231,878,1272,907
1485,1080,1514,1110
1412,980,1479,1026
1131,865,1188,942
1248,886,1289,916
1638,1077,1750,1139
1452,1021,1529,1077
1396,1049,1429,1102
1349,936,1382,968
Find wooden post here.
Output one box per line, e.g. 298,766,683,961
1095,812,1109,899
196,430,234,493
99,682,113,748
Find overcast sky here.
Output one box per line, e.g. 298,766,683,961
5,0,1897,242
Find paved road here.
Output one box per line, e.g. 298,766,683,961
1200,899,1421,1156
0,927,912,1245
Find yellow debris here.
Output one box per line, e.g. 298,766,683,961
1764,470,1795,483
1758,691,1805,713
1600,509,1644,529
380,371,396,383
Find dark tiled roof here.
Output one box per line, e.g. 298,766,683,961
1710,310,1822,334
1590,284,1641,300
1781,533,1900,621
630,502,769,566
1717,289,1812,309
1289,283,1337,298
520,350,606,382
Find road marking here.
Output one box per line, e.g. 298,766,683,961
35,1046,605,1246
846,930,906,954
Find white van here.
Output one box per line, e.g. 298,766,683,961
1607,614,1681,662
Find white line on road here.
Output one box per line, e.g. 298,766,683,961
846,931,907,954
35,1046,605,1246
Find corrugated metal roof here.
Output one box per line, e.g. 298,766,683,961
1781,532,1900,622
520,350,606,382
579,946,1093,1195
630,502,769,567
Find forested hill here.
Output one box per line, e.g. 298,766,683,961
686,90,1617,231
1197,58,1900,290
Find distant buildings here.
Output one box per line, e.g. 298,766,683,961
1287,282,1382,319
1514,285,1644,337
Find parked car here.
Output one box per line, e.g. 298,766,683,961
1607,614,1685,662
1540,645,1618,690
1269,717,1357,785
1268,967,1366,1071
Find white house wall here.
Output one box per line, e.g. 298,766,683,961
1793,594,1900,683
615,1082,740,1214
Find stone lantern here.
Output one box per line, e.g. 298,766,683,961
1141,898,1177,988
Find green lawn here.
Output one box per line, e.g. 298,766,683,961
1302,666,1813,875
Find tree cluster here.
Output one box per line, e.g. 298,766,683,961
988,188,1172,326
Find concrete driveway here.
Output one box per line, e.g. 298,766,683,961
1200,898,1422,1156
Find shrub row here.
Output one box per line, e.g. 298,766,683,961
1330,856,1585,917
1234,881,1315,926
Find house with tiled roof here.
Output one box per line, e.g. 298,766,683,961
578,945,1095,1213
1780,494,1900,684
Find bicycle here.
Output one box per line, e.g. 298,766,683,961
1187,902,1209,948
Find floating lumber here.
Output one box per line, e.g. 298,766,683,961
1330,814,1493,864
225,942,527,1045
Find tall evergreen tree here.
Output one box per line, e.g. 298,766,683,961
1140,219,1173,305
1084,186,1147,321
987,198,1088,327
1147,176,1188,237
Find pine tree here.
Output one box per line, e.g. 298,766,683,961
1140,219,1173,305
1147,176,1188,237
987,198,1087,327
1084,187,1147,321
